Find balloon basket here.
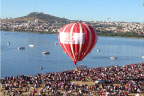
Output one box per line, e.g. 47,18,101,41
75,66,79,72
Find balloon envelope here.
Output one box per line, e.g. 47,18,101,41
58,23,98,64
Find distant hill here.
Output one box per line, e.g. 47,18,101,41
8,12,70,23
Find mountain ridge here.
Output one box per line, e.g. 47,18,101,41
8,12,70,23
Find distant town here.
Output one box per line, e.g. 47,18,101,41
0,12,144,38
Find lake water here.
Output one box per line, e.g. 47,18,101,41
1,31,144,77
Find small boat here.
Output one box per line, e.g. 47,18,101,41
29,44,34,47
7,42,10,45
96,49,100,52
42,51,50,54
142,56,144,59
17,47,25,50
55,42,58,45
110,56,117,60
40,66,43,70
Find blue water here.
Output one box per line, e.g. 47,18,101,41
1,31,144,77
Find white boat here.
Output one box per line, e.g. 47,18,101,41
42,51,50,54
96,49,100,52
7,42,10,45
40,66,43,70
110,56,117,60
55,42,58,45
29,44,34,47
17,47,25,50
142,56,144,59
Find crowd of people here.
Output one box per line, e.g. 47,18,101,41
0,63,144,96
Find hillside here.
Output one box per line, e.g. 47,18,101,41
8,12,70,23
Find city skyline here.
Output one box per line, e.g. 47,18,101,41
1,0,144,22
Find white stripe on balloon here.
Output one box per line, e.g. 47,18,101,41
70,23,76,61
81,24,92,59
91,29,97,50
62,24,71,57
78,23,83,60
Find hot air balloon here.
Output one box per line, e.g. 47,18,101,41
58,23,98,65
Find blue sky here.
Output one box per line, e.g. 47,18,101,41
1,0,144,22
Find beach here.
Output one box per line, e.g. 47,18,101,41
0,63,144,96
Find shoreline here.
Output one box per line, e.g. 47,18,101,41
1,62,144,78
1,63,144,96
1,30,144,39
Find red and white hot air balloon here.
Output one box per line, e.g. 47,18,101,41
58,23,98,65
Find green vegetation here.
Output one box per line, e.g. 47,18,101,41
97,31,144,38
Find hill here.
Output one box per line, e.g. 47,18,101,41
8,12,70,23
